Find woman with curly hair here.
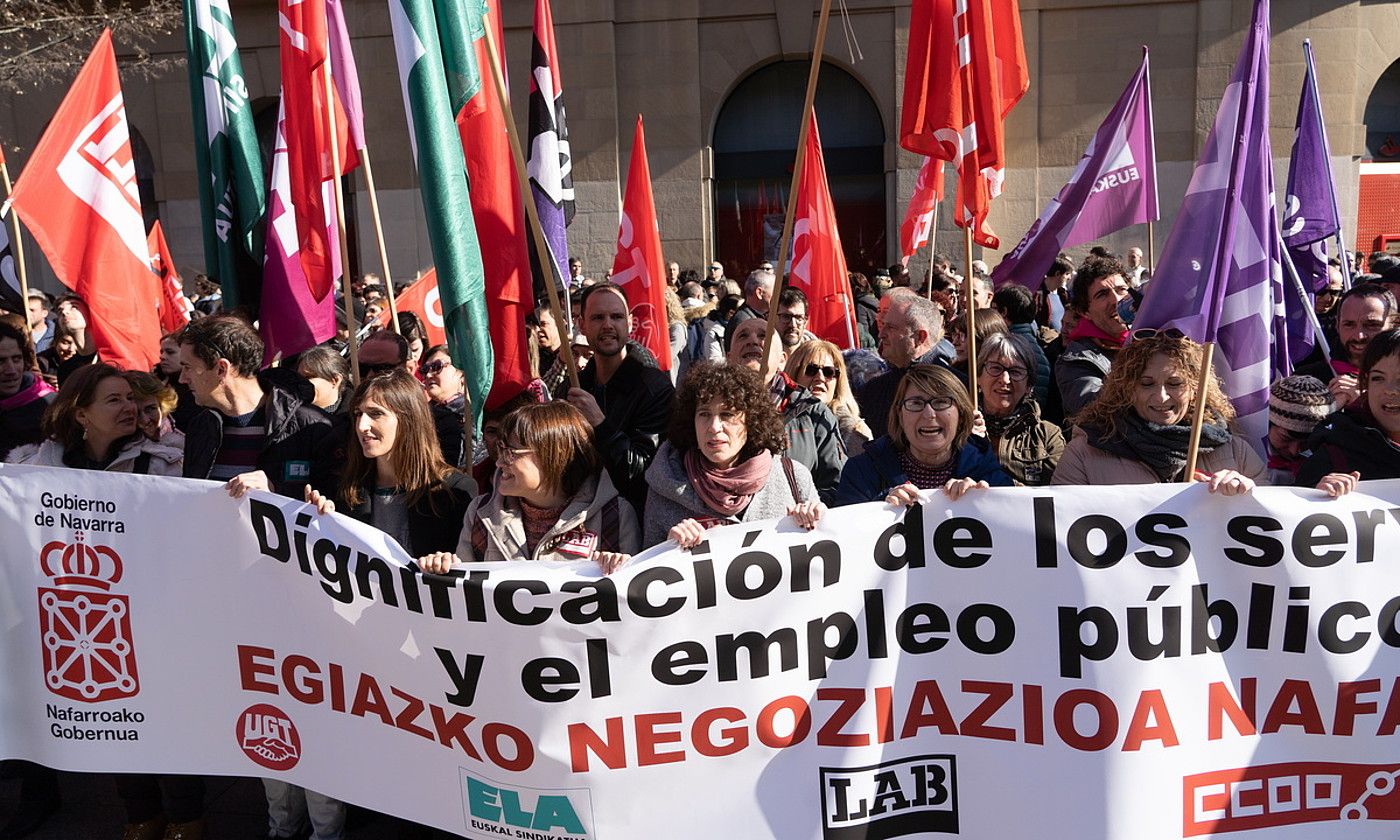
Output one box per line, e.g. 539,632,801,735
644,363,824,548
786,339,872,456
1051,330,1264,491
835,364,1011,506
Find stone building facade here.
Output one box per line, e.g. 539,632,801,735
2,0,1397,291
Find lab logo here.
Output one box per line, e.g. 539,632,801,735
38,532,139,703
820,755,959,839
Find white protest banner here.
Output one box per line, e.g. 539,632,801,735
1,464,1398,839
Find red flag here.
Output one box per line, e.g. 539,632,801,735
790,113,857,350
10,31,160,370
378,269,447,348
610,116,670,370
279,0,358,302
899,156,944,264
457,7,532,408
148,222,192,333
899,0,1028,248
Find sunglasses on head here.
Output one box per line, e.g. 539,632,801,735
803,363,839,379
1131,327,1186,341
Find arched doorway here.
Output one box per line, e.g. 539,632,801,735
1363,57,1400,160
711,61,885,278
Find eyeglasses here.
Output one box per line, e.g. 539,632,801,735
901,395,955,413
803,363,839,379
984,362,1028,381
777,312,808,324
495,443,533,464
358,362,399,377
1317,288,1341,298
1130,327,1186,341
420,359,451,376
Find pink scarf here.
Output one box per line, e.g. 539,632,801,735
684,448,772,517
1066,318,1128,348
0,374,56,411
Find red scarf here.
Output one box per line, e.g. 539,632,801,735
1066,317,1127,348
1330,359,1360,377
684,448,772,517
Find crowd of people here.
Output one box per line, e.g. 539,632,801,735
2,245,1399,839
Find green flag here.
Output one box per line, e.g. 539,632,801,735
389,0,493,429
183,0,266,311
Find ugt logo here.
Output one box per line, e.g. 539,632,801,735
38,532,139,703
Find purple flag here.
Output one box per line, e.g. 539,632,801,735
527,0,574,289
1281,40,1341,365
1133,0,1282,453
992,49,1157,290
326,0,366,152
261,104,337,364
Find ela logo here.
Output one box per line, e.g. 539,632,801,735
38,532,139,703
461,773,595,840
820,755,959,839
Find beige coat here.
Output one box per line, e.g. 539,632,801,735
1051,427,1267,486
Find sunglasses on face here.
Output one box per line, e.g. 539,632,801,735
420,359,450,376
803,363,839,379
1130,327,1186,341
358,362,399,377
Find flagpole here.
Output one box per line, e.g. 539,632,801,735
760,0,834,368
323,64,360,385
0,159,33,341
1183,342,1215,479
480,22,580,391
1303,40,1353,291
925,196,939,300
1279,230,1333,361
1146,220,1155,275
963,225,978,416
357,147,402,334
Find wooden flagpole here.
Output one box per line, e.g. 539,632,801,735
0,157,34,342
480,22,580,390
1146,219,1155,276
323,65,360,385
358,148,402,335
963,226,978,416
1183,342,1215,479
760,0,835,370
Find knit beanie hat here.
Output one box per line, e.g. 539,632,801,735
1269,375,1334,433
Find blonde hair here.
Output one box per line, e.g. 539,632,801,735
785,340,870,438
1075,334,1235,436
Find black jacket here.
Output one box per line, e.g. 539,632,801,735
578,352,675,514
1295,404,1400,485
0,374,56,462
340,471,476,556
182,369,339,498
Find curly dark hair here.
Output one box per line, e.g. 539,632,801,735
668,363,787,458
1070,255,1127,314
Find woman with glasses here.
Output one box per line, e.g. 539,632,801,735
786,340,872,457
644,363,823,548
974,332,1064,486
305,370,475,567
834,365,1011,506
1051,330,1264,490
458,401,638,571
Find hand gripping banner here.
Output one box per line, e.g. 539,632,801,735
1,464,1398,839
